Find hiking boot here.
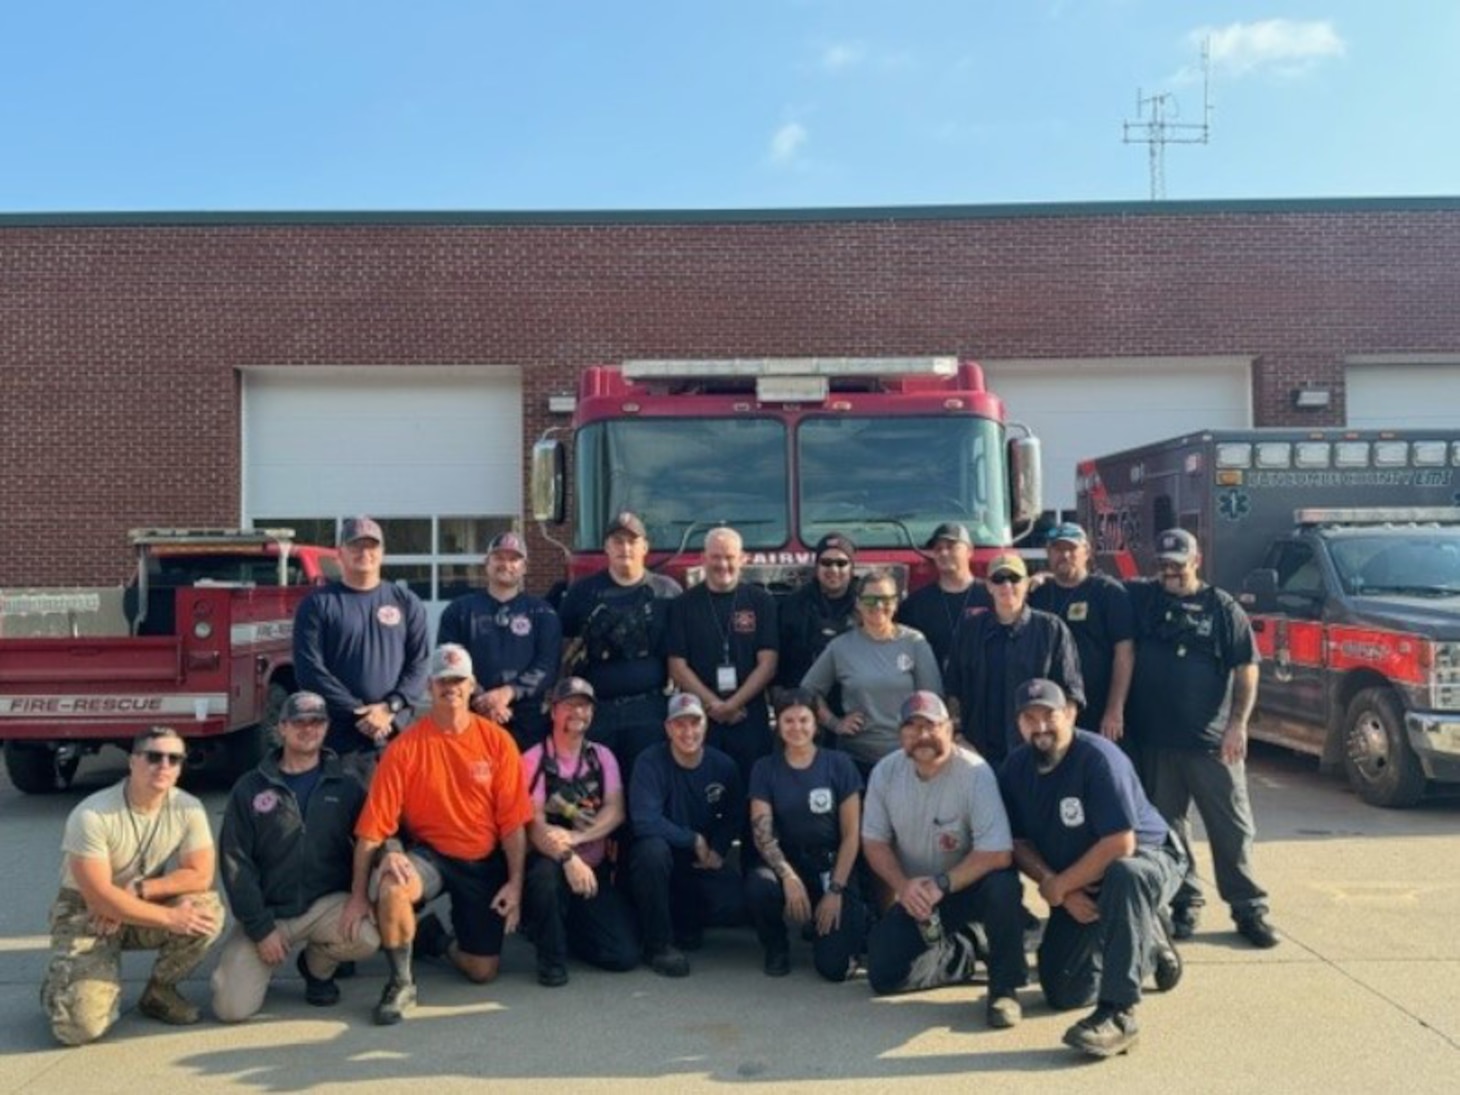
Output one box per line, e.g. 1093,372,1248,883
1063,1004,1140,1058
296,950,341,1007
413,911,453,961
985,992,1022,1029
1235,913,1281,949
648,945,690,978
537,961,569,988
1153,911,1183,993
763,949,791,978
1170,905,1199,940
373,979,417,1025
138,981,201,1026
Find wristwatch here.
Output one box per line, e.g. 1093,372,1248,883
386,693,405,714
557,848,576,865
826,879,846,895
935,872,952,895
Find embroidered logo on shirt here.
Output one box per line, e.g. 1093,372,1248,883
1068,602,1089,622
471,760,493,784
1060,797,1086,828
896,653,915,672
377,605,403,627
808,787,833,814
252,790,279,814
937,830,960,853
732,610,757,634
510,615,532,637
705,782,726,805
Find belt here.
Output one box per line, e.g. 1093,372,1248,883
599,691,663,706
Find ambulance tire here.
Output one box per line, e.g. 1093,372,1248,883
1342,687,1425,809
3,742,75,795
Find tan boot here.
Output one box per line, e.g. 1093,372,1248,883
138,981,201,1026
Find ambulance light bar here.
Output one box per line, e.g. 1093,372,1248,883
1294,507,1460,527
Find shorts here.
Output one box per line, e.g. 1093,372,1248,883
401,845,510,959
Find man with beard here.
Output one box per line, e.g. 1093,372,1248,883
998,679,1184,1059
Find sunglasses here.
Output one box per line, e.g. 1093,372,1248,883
859,595,898,607
818,558,851,569
988,573,1024,586
138,750,185,768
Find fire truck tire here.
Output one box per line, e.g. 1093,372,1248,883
220,682,287,782
3,743,75,795
1342,687,1426,808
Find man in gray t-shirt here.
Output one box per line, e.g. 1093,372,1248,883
862,692,1027,1030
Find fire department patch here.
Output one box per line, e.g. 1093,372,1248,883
937,830,960,853
808,787,833,814
705,782,726,804
377,605,403,627
732,610,756,634
510,615,532,637
1067,602,1089,622
1060,797,1085,828
252,790,279,814
896,653,915,672
470,760,493,784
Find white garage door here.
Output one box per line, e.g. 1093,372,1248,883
241,366,523,628
983,356,1253,515
1346,359,1460,428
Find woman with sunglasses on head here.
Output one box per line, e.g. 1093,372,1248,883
801,569,943,779
744,687,867,980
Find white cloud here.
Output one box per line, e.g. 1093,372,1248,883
769,122,808,165
1194,19,1346,78
820,42,867,71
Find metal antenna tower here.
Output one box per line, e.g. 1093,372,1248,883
1123,38,1212,200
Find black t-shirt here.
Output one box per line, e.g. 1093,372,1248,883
1029,574,1134,731
667,582,778,715
776,583,857,688
748,748,862,870
895,582,991,671
999,730,1168,873
559,570,681,700
1126,581,1259,750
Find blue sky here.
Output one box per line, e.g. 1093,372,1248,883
1,1,1451,212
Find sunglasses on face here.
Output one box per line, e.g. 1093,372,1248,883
859,595,898,607
818,558,851,569
138,749,185,768
989,573,1024,586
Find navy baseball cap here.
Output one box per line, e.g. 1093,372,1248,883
1015,678,1068,712
925,522,972,549
339,516,384,545
1156,528,1199,563
814,533,857,560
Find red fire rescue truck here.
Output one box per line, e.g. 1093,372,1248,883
1076,429,1460,807
531,357,1043,592
0,528,338,794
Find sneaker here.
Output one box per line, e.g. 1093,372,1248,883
985,992,1022,1029
1235,914,1281,949
537,962,570,988
413,911,453,960
1153,911,1183,993
648,945,691,978
373,979,417,1026
1064,1004,1140,1058
296,951,341,1007
137,981,201,1026
1170,905,1199,940
763,949,791,978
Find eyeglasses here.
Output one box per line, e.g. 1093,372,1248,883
818,558,851,569
138,750,185,768
988,573,1024,586
858,595,898,607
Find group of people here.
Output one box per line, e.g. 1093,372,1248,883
41,511,1279,1061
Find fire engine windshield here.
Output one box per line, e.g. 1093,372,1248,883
797,416,1008,549
573,419,789,551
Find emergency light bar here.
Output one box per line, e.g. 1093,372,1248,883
1294,508,1460,527
128,528,298,545
622,357,959,381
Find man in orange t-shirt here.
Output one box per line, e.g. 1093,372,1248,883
343,643,533,1025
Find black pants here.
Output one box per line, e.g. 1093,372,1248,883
589,692,667,789
628,837,745,953
521,855,638,972
707,709,773,791
744,862,866,982
866,867,1026,997
1037,841,1186,1011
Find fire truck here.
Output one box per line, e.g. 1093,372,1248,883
530,357,1043,592
1076,429,1460,807
0,529,338,794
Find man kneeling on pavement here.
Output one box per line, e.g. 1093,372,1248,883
346,643,534,1025
998,679,1185,1058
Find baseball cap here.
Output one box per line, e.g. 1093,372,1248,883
1046,522,1088,546
1015,678,1068,712
987,552,1029,580
813,533,857,560
429,643,475,680
281,691,328,723
487,531,528,559
604,511,648,540
339,516,384,546
925,522,972,549
666,692,706,722
549,676,596,705
1156,528,1199,564
899,690,950,725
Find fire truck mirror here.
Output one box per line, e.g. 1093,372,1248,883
1241,568,1279,613
531,439,566,524
1008,436,1043,535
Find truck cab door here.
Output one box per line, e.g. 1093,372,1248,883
1251,541,1328,727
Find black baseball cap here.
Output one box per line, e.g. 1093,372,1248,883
925,522,972,549
1015,678,1068,712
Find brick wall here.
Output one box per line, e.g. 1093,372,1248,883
4,201,1460,584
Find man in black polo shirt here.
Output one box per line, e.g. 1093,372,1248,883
776,532,858,689
999,679,1184,1059
895,522,990,673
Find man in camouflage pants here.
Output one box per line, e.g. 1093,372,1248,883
41,726,225,1045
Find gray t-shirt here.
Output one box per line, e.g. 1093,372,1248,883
801,625,943,765
862,746,1011,878
59,781,214,891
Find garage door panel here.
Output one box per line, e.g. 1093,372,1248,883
1346,364,1460,428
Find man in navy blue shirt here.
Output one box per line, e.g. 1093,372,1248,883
293,517,430,775
999,679,1185,1059
437,531,561,751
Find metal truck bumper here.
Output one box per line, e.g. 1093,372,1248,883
1404,710,1460,782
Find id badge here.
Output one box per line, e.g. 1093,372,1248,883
716,664,739,693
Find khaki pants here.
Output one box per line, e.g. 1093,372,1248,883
210,892,380,1022
41,889,226,1047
